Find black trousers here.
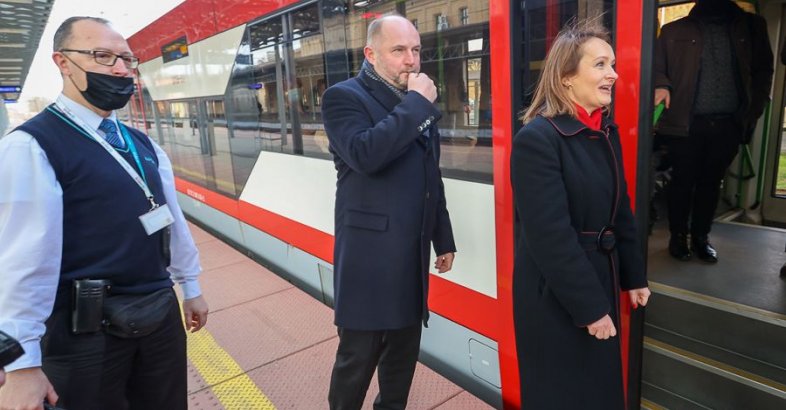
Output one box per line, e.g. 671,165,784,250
666,115,742,237
328,324,422,410
41,290,186,410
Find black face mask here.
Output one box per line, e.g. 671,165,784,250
78,71,135,111
66,57,134,111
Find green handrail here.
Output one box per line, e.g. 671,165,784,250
755,100,771,207
730,149,755,208
653,102,665,126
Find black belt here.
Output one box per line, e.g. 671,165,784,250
578,226,616,254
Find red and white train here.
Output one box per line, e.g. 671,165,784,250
124,1,786,408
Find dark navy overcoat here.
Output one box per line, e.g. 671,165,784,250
322,69,456,330
510,114,648,409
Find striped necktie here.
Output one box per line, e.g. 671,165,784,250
98,119,125,148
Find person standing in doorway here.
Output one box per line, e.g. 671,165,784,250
654,0,774,263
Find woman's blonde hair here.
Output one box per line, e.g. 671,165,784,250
520,18,611,124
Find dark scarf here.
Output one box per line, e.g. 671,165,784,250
362,60,407,100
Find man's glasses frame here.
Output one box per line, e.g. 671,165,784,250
59,49,139,69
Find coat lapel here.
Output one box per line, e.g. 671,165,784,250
358,69,402,113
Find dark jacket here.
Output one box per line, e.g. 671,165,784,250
322,68,456,330
511,114,647,409
654,1,773,139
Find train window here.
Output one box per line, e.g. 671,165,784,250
291,3,321,40
167,101,211,188
226,0,494,184
223,3,331,194
120,85,155,141
335,0,493,183
149,98,238,197
249,17,284,49
140,86,158,140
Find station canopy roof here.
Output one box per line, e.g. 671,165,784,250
0,0,55,101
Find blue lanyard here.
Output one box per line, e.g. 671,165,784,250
47,105,148,185
118,123,147,185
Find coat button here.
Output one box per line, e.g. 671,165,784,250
426,192,430,199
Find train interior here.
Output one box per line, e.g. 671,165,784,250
641,1,786,408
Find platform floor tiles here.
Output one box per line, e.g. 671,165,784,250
182,222,492,410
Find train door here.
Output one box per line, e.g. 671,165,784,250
642,2,786,408
507,1,648,409
651,0,786,228
761,2,786,227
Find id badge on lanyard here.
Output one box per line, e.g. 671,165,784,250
139,204,174,236
52,100,175,236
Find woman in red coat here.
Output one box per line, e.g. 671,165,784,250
511,20,651,409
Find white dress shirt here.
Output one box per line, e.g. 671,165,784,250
0,95,202,371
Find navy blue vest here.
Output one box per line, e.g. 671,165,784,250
16,106,172,297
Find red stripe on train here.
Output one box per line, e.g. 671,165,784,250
175,177,499,340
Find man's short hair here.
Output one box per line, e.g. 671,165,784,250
53,16,111,51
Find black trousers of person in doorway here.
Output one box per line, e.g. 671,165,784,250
666,115,742,237
329,324,422,410
41,289,187,410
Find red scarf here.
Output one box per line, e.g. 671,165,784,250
574,103,602,131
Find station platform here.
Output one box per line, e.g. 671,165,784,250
181,222,493,410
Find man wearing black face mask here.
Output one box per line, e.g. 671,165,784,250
0,17,208,410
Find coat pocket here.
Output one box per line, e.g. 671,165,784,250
344,210,389,231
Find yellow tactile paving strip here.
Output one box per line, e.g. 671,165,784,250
187,328,276,410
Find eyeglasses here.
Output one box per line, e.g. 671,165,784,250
59,49,139,69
